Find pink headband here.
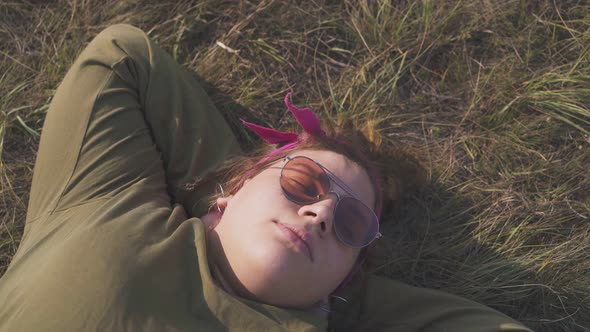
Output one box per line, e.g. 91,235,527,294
240,93,325,158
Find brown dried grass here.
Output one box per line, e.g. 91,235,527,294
1,1,589,330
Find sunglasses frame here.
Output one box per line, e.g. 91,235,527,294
280,156,382,248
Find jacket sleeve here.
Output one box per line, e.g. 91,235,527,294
331,275,533,332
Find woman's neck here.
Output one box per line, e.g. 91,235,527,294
208,255,237,296
201,213,238,296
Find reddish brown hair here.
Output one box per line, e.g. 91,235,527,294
200,120,424,212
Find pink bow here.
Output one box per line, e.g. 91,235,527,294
241,93,325,146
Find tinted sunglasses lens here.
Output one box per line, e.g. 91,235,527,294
334,197,378,247
280,157,330,203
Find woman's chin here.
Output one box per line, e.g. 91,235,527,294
230,255,322,308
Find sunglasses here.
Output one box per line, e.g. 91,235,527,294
279,156,381,248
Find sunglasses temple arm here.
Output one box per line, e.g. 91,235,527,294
317,163,361,199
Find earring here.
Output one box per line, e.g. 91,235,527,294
216,183,226,213
319,303,331,313
330,295,348,303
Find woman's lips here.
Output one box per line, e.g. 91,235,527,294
274,221,313,262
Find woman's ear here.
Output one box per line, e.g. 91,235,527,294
201,195,233,231
216,195,232,212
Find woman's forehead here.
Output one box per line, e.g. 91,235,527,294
289,149,375,207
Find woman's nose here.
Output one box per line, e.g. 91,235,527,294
298,194,338,234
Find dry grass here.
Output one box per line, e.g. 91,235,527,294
1,1,589,331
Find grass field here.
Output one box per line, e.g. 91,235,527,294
1,0,589,331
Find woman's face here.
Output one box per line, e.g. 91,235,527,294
206,149,375,308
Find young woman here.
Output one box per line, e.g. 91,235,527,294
0,24,532,331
